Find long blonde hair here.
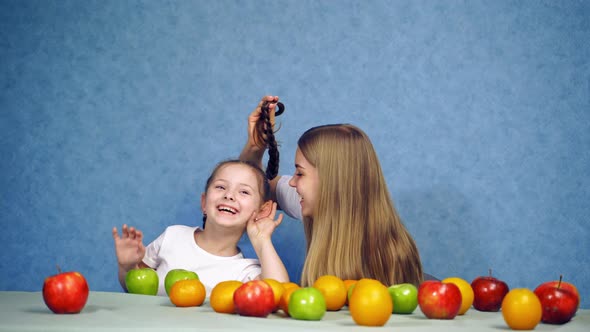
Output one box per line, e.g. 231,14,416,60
298,124,423,287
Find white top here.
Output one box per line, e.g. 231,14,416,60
142,225,261,296
275,175,303,220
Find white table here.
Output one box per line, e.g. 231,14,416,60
0,291,587,331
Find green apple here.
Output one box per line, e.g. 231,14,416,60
388,283,418,314
164,269,199,296
347,283,356,303
288,287,327,321
125,268,159,295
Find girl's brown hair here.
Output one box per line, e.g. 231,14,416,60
297,124,423,287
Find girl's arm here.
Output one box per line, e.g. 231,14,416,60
247,202,289,282
112,224,148,291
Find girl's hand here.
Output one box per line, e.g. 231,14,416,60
112,224,146,270
247,95,280,150
247,202,283,245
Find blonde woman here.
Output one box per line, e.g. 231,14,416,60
240,96,426,287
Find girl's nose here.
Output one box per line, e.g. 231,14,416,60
224,192,235,200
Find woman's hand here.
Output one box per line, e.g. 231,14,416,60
112,224,146,271
247,95,280,151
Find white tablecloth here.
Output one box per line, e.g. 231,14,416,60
1,291,588,331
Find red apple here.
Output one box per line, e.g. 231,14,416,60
471,270,509,312
42,270,89,314
534,276,579,324
534,276,580,309
233,280,275,317
417,280,462,319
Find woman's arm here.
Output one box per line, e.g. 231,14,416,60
239,95,282,202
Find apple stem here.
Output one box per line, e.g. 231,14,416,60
558,275,563,289
489,268,492,277
56,265,62,274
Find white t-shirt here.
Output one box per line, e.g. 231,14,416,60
142,225,261,296
275,175,303,220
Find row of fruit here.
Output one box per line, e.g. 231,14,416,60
42,268,581,330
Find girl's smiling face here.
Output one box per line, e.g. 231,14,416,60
288,148,320,218
201,163,263,228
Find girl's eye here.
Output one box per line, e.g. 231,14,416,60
215,185,225,190
240,190,251,195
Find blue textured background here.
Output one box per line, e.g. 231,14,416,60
1,0,589,308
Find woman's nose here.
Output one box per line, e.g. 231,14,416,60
288,177,296,187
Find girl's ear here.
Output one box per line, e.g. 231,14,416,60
258,200,273,219
200,193,206,213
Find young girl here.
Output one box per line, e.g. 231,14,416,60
240,96,424,287
112,160,289,295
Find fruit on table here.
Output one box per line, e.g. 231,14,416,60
169,279,206,307
233,280,275,317
125,268,159,295
501,288,542,330
534,276,580,309
313,275,347,311
442,277,474,315
288,287,327,321
349,278,392,326
263,278,285,312
343,279,357,305
43,270,89,314
388,283,419,314
418,280,462,319
279,284,300,316
471,270,509,312
210,280,243,314
534,276,579,324
164,269,199,296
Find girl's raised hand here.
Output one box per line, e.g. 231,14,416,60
112,224,146,270
247,201,284,244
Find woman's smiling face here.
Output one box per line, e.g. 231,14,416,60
288,148,320,218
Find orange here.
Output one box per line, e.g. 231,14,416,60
263,278,285,311
442,277,474,315
349,278,392,326
210,280,243,313
169,279,206,307
501,288,542,330
279,285,300,315
313,275,347,311
343,279,357,305
282,281,300,290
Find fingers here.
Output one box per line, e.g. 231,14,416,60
121,224,129,238
274,213,284,227
269,202,279,219
135,229,143,242
246,211,257,229
261,95,279,104
118,224,142,240
128,226,138,240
